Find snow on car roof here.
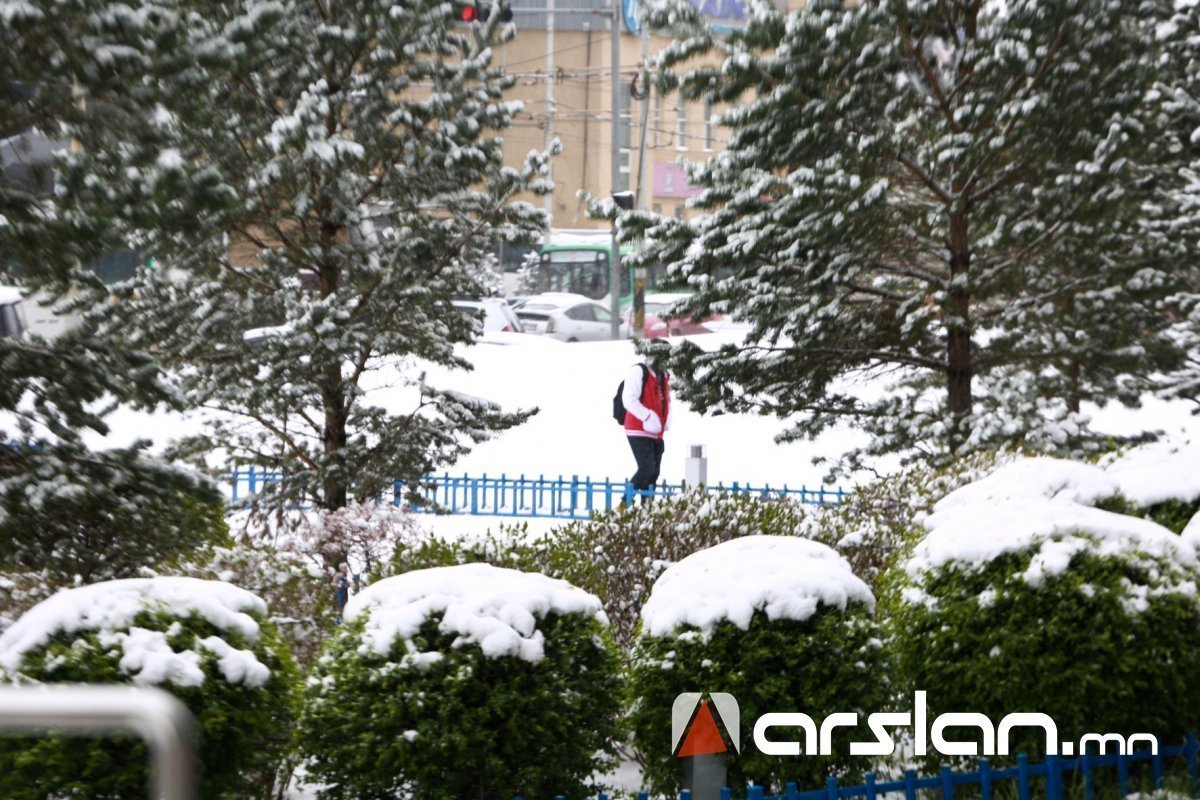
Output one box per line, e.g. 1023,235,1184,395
0,286,24,305
520,292,594,309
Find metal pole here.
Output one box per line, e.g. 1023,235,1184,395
0,685,196,800
632,25,652,338
609,0,623,340
544,0,555,231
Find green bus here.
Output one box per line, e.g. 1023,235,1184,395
536,233,669,307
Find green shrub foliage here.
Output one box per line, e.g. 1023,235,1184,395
0,578,298,799
298,564,623,800
885,458,1200,766
628,537,886,794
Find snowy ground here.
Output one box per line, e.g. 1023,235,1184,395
91,325,875,493
87,325,1200,517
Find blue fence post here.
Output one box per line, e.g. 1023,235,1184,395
598,791,606,800
1188,731,1200,794
980,757,992,800
1046,754,1062,800
1117,748,1129,798
471,477,478,515
826,775,838,800
640,792,649,800
865,772,876,800
681,791,692,800
721,788,732,800
748,786,764,800
786,781,798,800
1153,744,1165,790
1017,753,1031,800
904,769,917,800
248,468,257,497
940,765,954,800
1082,751,1095,800
231,470,239,503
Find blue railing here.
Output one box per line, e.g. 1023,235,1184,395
536,734,1199,800
228,469,847,518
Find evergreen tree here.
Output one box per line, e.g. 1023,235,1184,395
1156,0,1200,411
0,0,224,582
626,0,1189,467
59,0,551,517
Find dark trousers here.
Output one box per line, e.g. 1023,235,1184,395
628,436,665,494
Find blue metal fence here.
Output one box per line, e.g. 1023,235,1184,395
536,734,1199,800
228,469,847,518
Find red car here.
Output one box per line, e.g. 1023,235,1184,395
624,293,717,337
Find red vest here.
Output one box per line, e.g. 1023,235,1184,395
625,369,669,440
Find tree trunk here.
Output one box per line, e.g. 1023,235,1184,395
946,211,973,451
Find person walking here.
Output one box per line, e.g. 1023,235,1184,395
622,340,671,502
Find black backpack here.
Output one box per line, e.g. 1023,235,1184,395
613,363,651,424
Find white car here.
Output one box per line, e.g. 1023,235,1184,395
452,298,523,334
515,292,631,342
0,286,29,339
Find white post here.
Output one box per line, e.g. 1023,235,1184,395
685,443,708,487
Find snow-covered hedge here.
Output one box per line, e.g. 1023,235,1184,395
885,457,1200,763
629,536,885,794
297,563,622,800
0,577,298,799
1098,440,1200,533
388,489,812,649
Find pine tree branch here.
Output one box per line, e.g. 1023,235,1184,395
895,152,955,205
898,19,964,136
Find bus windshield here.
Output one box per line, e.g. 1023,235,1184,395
539,249,612,300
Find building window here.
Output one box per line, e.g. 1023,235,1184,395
652,203,663,215
676,93,687,150
674,204,685,220
704,98,714,151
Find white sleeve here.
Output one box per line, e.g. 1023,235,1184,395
622,364,652,422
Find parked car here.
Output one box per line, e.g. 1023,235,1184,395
452,298,523,333
624,292,716,337
0,286,29,339
515,292,631,342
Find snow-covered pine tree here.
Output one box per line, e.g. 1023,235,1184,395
59,0,551,513
1155,0,1200,411
0,1,224,582
624,0,1189,467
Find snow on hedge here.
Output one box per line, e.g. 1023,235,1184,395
1103,440,1200,507
0,577,269,686
344,563,606,663
907,457,1198,587
638,535,875,639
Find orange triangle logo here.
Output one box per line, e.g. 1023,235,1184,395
676,700,728,757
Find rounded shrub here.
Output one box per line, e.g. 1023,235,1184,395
0,577,299,799
628,535,886,795
884,457,1200,765
388,488,813,649
297,563,623,800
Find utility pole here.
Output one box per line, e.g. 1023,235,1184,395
608,0,623,340
544,0,555,233
632,30,652,339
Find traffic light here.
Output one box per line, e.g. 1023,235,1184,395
454,1,513,22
